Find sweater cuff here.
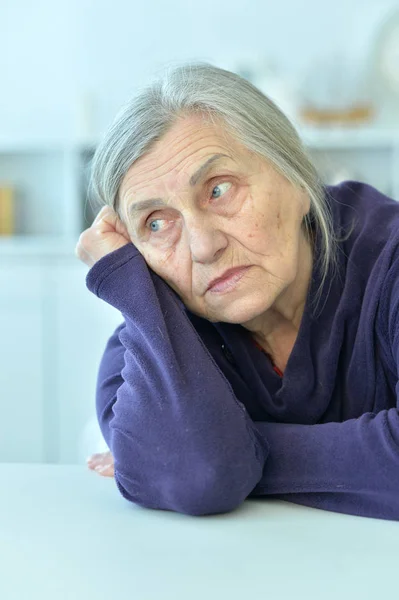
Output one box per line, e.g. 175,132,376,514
86,243,141,297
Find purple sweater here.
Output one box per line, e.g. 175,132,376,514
86,180,399,520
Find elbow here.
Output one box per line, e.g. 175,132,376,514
110,424,266,516
114,462,254,517
166,474,246,516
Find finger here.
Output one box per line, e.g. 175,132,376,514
99,208,124,231
92,205,114,226
95,211,131,243
87,454,106,468
87,458,103,470
91,206,107,225
94,463,115,477
88,459,110,472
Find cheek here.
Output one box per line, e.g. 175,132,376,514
238,208,294,264
245,220,261,240
144,248,191,296
247,200,289,242
235,193,273,245
238,210,270,248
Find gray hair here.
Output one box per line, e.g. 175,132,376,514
89,63,337,306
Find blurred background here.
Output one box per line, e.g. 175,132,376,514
1,0,399,465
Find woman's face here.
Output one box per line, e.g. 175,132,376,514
119,114,310,324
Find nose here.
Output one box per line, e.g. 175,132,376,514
185,215,227,264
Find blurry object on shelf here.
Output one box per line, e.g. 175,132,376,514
301,104,374,126
370,8,399,125
298,53,375,128
236,58,302,127
0,185,15,236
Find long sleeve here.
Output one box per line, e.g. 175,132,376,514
94,322,125,446
87,242,399,521
249,411,399,520
96,317,399,520
86,243,269,516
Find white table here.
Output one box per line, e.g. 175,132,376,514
0,464,398,600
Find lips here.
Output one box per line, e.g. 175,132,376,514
206,266,250,291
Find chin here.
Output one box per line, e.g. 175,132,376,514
206,294,271,325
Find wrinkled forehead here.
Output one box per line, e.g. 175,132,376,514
118,115,251,210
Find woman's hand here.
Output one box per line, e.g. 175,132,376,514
75,205,131,268
87,451,115,477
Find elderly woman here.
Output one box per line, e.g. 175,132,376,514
77,64,399,521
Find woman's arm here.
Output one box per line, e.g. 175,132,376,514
90,247,399,520
94,321,125,447
85,211,399,521
86,243,269,516
93,331,399,521
250,411,399,520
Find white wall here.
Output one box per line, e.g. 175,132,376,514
1,0,399,463
1,0,398,138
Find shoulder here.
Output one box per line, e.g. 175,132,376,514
380,243,399,354
324,181,399,279
324,180,399,247
322,181,399,348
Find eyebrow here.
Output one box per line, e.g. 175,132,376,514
127,153,231,219
189,153,230,185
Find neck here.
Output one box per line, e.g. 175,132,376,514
241,233,313,357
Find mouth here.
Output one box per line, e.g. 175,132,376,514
206,266,252,294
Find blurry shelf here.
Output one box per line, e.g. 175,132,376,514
0,135,98,154
0,128,399,153
0,137,71,153
0,126,399,243
0,235,78,256
299,125,399,149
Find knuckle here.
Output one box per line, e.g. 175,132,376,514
80,229,92,244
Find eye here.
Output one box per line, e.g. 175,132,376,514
211,182,232,199
146,214,177,236
148,218,165,233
